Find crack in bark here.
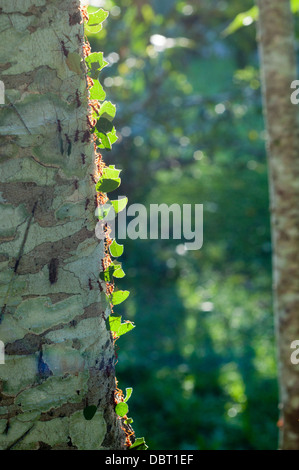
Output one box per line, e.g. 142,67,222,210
5,424,35,451
0,201,38,320
6,96,32,135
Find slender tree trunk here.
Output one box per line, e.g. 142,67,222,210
0,0,125,450
256,0,299,450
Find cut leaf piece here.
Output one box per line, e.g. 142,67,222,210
124,418,134,425
96,117,114,134
89,79,106,100
86,9,109,33
111,261,126,278
98,101,116,121
115,402,128,418
96,177,121,193
85,52,108,79
103,166,121,179
109,290,130,306
113,267,125,279
110,197,128,214
99,265,115,282
124,388,133,403
108,315,135,336
109,240,124,257
129,437,148,450
107,127,118,145
97,132,112,150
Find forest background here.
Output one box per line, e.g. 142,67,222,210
87,0,286,450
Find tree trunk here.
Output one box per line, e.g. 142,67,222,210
256,0,299,450
0,0,125,450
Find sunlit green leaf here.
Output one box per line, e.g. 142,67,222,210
129,437,148,450
109,290,130,306
85,52,108,79
99,101,116,121
124,388,133,403
89,79,106,100
109,315,135,336
115,402,128,417
86,9,109,33
110,197,128,214
96,177,120,192
110,240,124,257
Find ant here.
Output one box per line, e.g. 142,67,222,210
65,134,72,156
61,40,69,57
90,174,97,184
81,153,86,164
81,130,90,143
97,280,103,292
75,90,81,108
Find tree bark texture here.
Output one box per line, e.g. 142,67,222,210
256,0,299,450
0,0,125,450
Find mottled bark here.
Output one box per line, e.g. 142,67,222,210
256,0,299,450
0,0,125,450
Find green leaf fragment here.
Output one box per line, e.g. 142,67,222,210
85,52,108,79
96,117,114,133
110,197,128,214
103,166,121,179
129,437,148,450
86,9,109,33
88,9,109,26
96,169,121,192
124,388,133,403
97,132,112,150
99,265,115,282
109,240,124,257
124,418,134,425
89,79,106,100
99,101,116,121
100,261,125,281
107,127,118,145
108,315,135,336
115,402,128,418
113,266,125,278
96,177,120,192
109,290,130,306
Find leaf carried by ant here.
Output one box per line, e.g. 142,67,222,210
129,437,148,450
115,402,128,418
109,290,130,306
110,240,124,258
85,52,108,79
85,9,109,34
89,79,106,101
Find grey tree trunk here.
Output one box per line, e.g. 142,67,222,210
256,0,299,450
0,0,125,450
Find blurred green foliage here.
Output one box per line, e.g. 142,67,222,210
88,0,279,450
